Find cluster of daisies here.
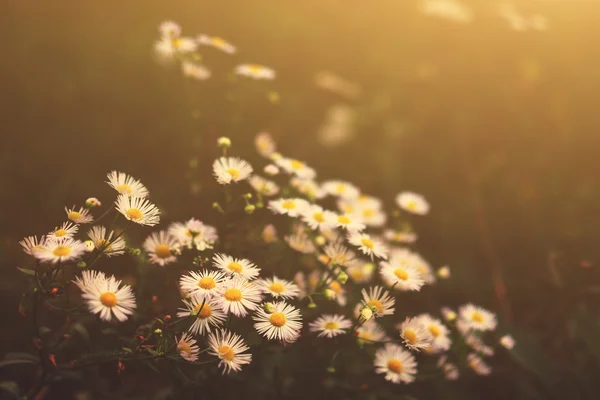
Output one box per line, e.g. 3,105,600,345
153,20,275,81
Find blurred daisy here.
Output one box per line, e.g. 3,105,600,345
301,204,336,231
500,334,515,350
412,253,436,285
179,269,228,299
290,177,324,200
159,21,181,38
361,286,395,317
168,218,218,250
467,353,491,375
213,157,253,185
197,34,236,54
348,232,387,259
309,314,352,338
437,355,459,380
106,171,149,198
274,157,316,180
330,213,365,233
76,272,136,322
374,344,417,384
326,279,347,306
322,242,356,267
208,329,252,374
65,206,94,224
285,233,316,254
380,260,424,291
178,296,225,335
399,317,433,351
235,64,275,80
437,266,451,279
257,276,300,299
321,180,360,200
249,175,279,196
177,333,200,362
264,164,279,176
115,195,160,226
215,276,262,317
347,261,375,284
355,207,386,228
441,307,457,322
143,231,180,266
47,222,79,240
262,224,279,243
255,132,276,158
253,301,302,342
464,333,494,357
73,269,106,291
155,36,198,61
36,238,86,264
19,235,47,256
395,192,430,215
356,320,388,343
213,253,261,280
418,314,451,352
419,0,473,23
458,304,497,332
182,61,211,80
88,226,126,257
268,198,309,217
384,229,418,244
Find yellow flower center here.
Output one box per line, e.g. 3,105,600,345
429,325,441,337
337,215,351,225
269,282,285,294
117,184,132,194
269,312,287,327
367,299,384,314
68,211,82,221
248,64,262,73
349,269,363,280
471,312,484,323
198,277,216,289
359,331,372,340
154,244,172,258
313,212,325,223
406,200,417,211
55,229,68,237
394,268,409,281
228,262,243,273
126,208,143,220
363,209,375,218
290,159,304,170
282,200,296,210
172,38,182,49
53,246,71,257
212,37,226,47
361,238,374,249
97,239,113,252
335,184,346,194
218,345,235,361
324,321,339,330
195,303,212,319
329,281,342,294
387,359,403,373
178,341,191,355
100,292,117,307
226,168,240,180
404,329,417,345
224,288,242,302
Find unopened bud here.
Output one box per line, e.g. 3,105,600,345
308,302,317,309
217,137,231,148
77,261,87,269
245,204,256,214
85,197,101,208
243,193,253,200
441,307,457,322
326,366,336,373
314,235,326,247
437,266,451,279
84,240,95,252
263,302,275,313
153,329,162,336
127,247,141,256
323,289,336,300
336,272,348,285
360,306,374,322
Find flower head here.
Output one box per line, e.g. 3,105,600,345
197,34,236,54
65,206,94,224
177,296,225,335
395,191,430,215
182,61,211,80
115,195,160,226
256,276,300,299
253,301,302,342
268,198,309,218
301,204,336,231
168,219,218,250
75,271,136,322
159,21,181,38
347,232,388,260
500,334,515,350
467,353,492,375
213,157,253,184
212,253,261,281
361,286,395,317
36,238,86,264
274,157,316,180
374,344,417,384
19,235,47,256
214,276,263,317
255,132,276,158
47,222,79,240
399,317,433,351
179,269,228,300
235,64,275,80
458,304,497,332
249,175,279,197
309,314,352,338
418,314,451,353
106,171,149,198
143,231,180,266
177,333,200,362
208,329,252,374
88,226,126,257
356,320,388,343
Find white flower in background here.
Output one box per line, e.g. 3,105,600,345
317,104,356,147
441,307,457,322
395,191,430,215
437,355,459,380
464,334,494,357
274,157,316,180
467,353,492,375
497,3,548,32
143,231,180,266
115,195,160,226
35,238,87,264
261,224,279,243
354,206,387,228
437,266,451,279
356,320,388,343
315,71,361,100
208,329,252,374
347,261,375,284
309,314,352,338
106,171,149,198
418,314,451,353
399,317,433,351
326,279,347,306
88,226,126,257
301,204,336,231
168,218,218,250
177,296,226,335
177,333,200,362
500,334,515,350
249,175,279,196
256,276,301,299
65,206,94,224
235,64,276,80
379,261,424,291
321,180,360,200
329,213,365,233
458,304,497,332
419,0,473,23
347,232,388,259
75,271,136,322
155,35,198,62
215,276,262,317
253,301,302,342
264,164,279,176
285,233,316,254
179,269,228,300
85,197,101,208
47,222,79,240
212,157,253,184
361,286,395,317
255,132,276,158
290,177,325,200
268,198,309,217
384,229,418,244
19,235,48,256
197,34,237,54
412,252,436,285
374,344,417,384
322,242,356,267
159,20,181,38
213,253,261,281
182,61,211,80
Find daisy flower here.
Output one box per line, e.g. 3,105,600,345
329,213,365,233
262,224,278,243
309,314,352,338
322,242,356,267
268,198,309,218
356,320,388,343
106,171,149,198
253,301,302,342
235,64,275,80
85,197,102,208
399,317,433,351
458,304,497,332
419,0,473,23
374,344,417,384
76,272,136,322
182,61,211,80
88,226,126,257
255,132,276,158
274,157,316,180
36,238,86,264
143,231,180,266
177,333,200,362
321,180,360,200
197,34,236,54
256,276,300,299
441,307,457,322
179,269,228,300
467,353,492,375
47,222,79,240
290,177,325,200
395,191,430,215
177,297,225,335
65,206,94,224
168,218,218,250
285,233,316,254
115,195,160,226
347,261,375,284
301,204,336,231
361,286,395,317
500,334,515,350
412,253,436,285
212,157,253,184
437,355,459,380
19,235,48,256
326,279,347,306
355,207,386,228
347,232,388,259
214,276,262,317
464,334,494,356
383,229,418,244
379,261,424,291
249,175,279,196
208,329,252,374
264,164,279,175
212,253,261,280
73,269,106,291
159,21,181,38
418,314,451,353
154,36,197,63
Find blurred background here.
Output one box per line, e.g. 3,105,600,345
2,0,600,398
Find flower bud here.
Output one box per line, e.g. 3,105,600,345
84,240,95,252
263,302,275,313
437,266,451,279
245,204,256,214
85,197,101,208
360,306,374,322
217,137,231,148
326,366,335,373
336,272,348,285
308,302,317,309
243,193,253,200
77,261,87,269
314,235,326,247
153,329,163,336
323,289,336,300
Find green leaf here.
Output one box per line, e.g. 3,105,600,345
16,267,35,276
